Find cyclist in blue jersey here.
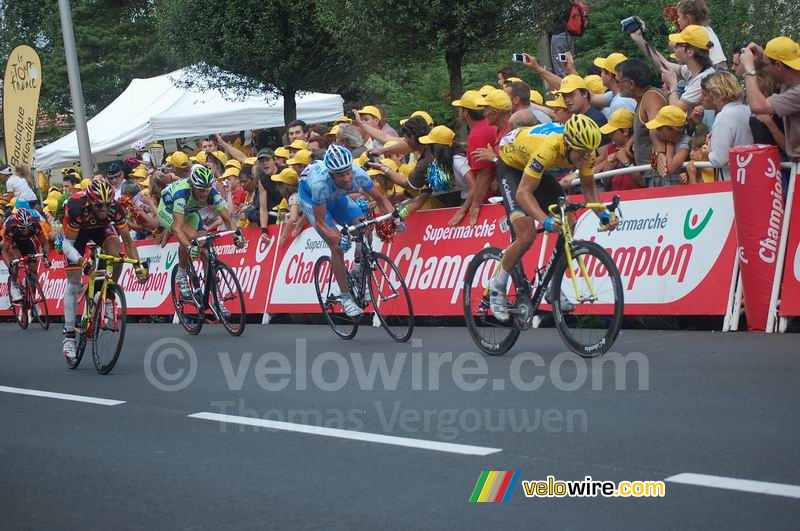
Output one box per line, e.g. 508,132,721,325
158,165,243,298
299,145,404,317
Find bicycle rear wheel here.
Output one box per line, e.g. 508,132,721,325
368,252,413,342
27,273,49,330
171,264,204,335
212,262,246,336
69,293,91,370
463,247,521,356
92,283,127,374
313,255,358,340
8,278,28,329
551,240,624,357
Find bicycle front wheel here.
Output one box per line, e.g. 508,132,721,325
8,278,28,329
92,283,127,375
212,262,246,336
70,293,91,370
27,273,49,330
551,240,624,357
368,252,413,342
463,247,521,356
313,255,358,340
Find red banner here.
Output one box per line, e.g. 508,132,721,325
780,171,800,317
730,145,784,330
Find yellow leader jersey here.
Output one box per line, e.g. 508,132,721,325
499,125,595,180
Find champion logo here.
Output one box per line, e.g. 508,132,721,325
683,208,712,240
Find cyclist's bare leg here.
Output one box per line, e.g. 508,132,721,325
102,236,124,282
499,216,537,275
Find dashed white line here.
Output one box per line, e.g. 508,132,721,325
666,473,800,499
189,412,502,456
0,385,125,406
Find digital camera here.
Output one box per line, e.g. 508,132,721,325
620,16,641,33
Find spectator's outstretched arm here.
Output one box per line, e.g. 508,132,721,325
215,134,248,163
628,22,680,74
740,45,773,115
352,111,395,145
521,54,562,91
370,140,412,157
258,180,271,243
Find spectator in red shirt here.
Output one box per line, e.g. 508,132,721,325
452,90,495,224
598,109,645,190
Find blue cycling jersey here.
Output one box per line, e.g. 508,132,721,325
299,161,374,206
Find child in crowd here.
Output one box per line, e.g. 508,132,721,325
681,130,716,184
598,109,645,190
271,167,304,245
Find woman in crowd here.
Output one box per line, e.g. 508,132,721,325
700,72,753,180
675,0,727,68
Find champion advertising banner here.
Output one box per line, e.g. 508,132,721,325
779,173,800,317
3,45,42,166
730,145,784,330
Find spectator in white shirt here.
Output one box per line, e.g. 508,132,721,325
1,164,39,209
675,0,727,68
700,72,754,180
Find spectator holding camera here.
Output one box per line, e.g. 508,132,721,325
674,0,726,68
700,72,753,180
740,37,800,161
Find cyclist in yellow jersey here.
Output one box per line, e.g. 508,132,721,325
491,114,617,321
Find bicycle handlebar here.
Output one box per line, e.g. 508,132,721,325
192,227,243,246
10,253,47,267
341,209,401,236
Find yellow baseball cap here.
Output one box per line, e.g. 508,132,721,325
506,77,524,83
555,75,588,94
584,75,606,95
271,167,299,185
223,167,240,179
645,105,688,129
209,151,228,165
287,149,312,166
382,159,398,172
599,109,635,134
530,90,544,105
668,25,710,50
243,157,257,166
325,124,340,138
451,90,487,111
190,150,208,164
333,116,353,124
418,125,456,146
77,178,92,190
400,110,434,126
286,139,309,151
273,198,289,211
131,165,148,179
356,152,369,168
765,36,800,70
367,167,385,177
593,53,628,73
358,105,382,120
44,197,59,213
484,89,512,111
274,146,291,159
545,95,568,109
225,159,241,170
478,84,496,97
168,151,191,169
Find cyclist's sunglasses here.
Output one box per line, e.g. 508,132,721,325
92,201,112,210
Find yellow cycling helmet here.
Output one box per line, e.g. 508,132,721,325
564,114,602,151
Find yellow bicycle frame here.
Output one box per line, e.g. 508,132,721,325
81,252,141,332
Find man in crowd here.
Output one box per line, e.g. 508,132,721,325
287,120,309,142
453,90,495,223
592,53,637,118
504,79,551,128
554,75,609,137
200,137,217,153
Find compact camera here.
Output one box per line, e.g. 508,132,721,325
620,16,641,33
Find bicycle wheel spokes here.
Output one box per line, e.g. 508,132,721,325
369,253,413,342
92,284,127,374
313,255,357,339
8,278,28,329
28,274,49,329
552,241,624,357
462,247,521,356
170,265,203,335
212,262,246,336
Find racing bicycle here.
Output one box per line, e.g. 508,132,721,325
463,195,624,357
313,210,413,342
7,253,49,330
170,228,246,336
68,247,149,374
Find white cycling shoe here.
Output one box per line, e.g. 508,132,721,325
63,334,77,362
341,295,363,318
489,280,510,322
176,273,192,299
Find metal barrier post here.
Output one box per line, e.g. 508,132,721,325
765,162,798,332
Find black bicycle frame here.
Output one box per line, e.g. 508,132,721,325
514,234,566,314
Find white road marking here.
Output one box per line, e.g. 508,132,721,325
189,412,502,456
666,473,800,499
0,385,125,406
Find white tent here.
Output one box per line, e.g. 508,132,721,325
33,67,344,171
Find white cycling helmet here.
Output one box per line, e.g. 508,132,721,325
323,144,353,173
132,140,147,152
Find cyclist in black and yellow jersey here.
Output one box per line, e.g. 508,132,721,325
491,113,618,321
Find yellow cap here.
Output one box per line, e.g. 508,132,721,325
273,198,289,211
382,159,398,172
77,178,92,190
225,159,241,170
131,165,148,179
398,162,416,177
139,177,150,190
451,90,487,110
668,25,710,50
545,95,568,109
584,75,606,95
478,84,496,96
593,53,628,74
271,167,299,185
209,151,228,165
530,90,544,105
358,105,382,120
765,36,800,70
506,77,524,83
287,149,312,166
367,168,385,177
190,150,208,164
326,125,340,137
484,89,512,111
400,110,434,126
286,139,309,151
223,167,240,179
418,125,456,146
274,146,291,159
333,116,353,124
645,105,688,129
168,151,191,169
599,109,635,134
44,198,59,213
243,157,257,166
555,75,588,94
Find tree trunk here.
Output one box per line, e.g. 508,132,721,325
282,86,297,126
445,49,465,101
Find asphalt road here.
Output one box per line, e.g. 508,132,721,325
1,323,799,530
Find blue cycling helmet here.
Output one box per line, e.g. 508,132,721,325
323,144,353,172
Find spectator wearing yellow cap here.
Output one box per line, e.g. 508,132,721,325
472,90,514,172
399,111,434,128
287,149,312,175
675,0,726,68
546,94,572,124
504,79,553,128
273,146,291,167
591,53,637,119
270,167,301,232
452,90,496,221
168,151,192,179
352,105,397,151
287,119,309,143
741,36,800,161
645,105,691,186
554,75,610,140
285,139,309,157
597,109,644,190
